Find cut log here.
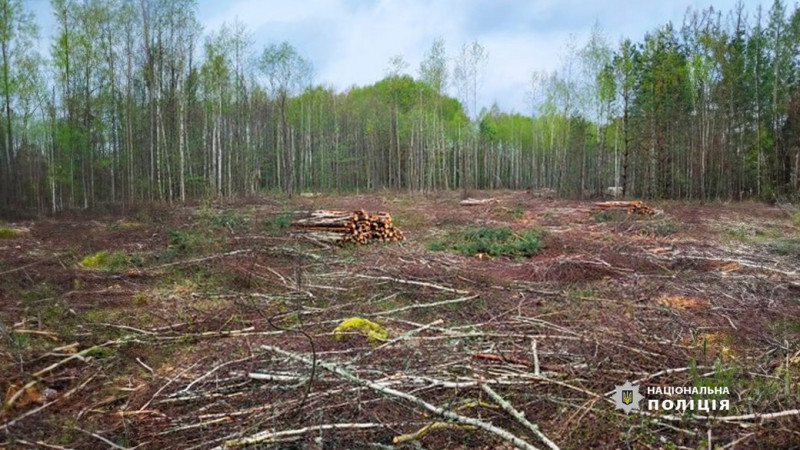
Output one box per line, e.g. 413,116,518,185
460,198,497,206
593,200,655,216
292,210,405,246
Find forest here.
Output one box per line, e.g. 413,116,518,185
3,2,800,448
0,0,800,212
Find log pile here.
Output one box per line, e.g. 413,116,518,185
593,200,656,216
292,209,405,245
460,198,497,206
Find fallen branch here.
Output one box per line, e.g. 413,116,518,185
145,249,253,272
2,374,96,432
367,295,479,317
5,340,120,410
262,345,541,450
481,384,560,450
714,408,800,423
218,422,395,449
460,198,497,206
355,319,444,363
393,422,476,444
75,427,131,450
0,255,59,276
474,352,531,366
354,274,470,294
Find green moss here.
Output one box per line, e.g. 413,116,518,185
333,317,388,342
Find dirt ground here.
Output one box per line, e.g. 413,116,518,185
1,190,799,449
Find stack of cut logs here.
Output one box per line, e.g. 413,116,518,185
292,209,405,245
594,200,656,216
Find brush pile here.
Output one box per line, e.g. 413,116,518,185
292,209,405,245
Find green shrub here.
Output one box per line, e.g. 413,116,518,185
427,225,541,258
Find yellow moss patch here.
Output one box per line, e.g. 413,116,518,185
333,317,388,342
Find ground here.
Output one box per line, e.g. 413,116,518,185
1,191,799,449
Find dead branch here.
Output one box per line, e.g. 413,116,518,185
355,319,444,362
248,372,306,382
1,374,96,432
393,422,476,444
180,354,259,394
714,408,800,423
0,255,59,276
75,427,131,450
366,294,479,317
5,340,120,410
474,352,531,366
145,249,253,272
262,345,542,450
217,422,394,449
354,274,470,294
481,384,560,450
460,198,497,206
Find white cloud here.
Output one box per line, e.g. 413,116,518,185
195,0,773,113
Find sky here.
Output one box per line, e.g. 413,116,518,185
30,0,774,114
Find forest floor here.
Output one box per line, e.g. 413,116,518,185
1,190,800,449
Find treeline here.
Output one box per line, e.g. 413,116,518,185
1,0,800,213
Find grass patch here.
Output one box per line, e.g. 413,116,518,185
766,237,800,256
165,228,218,257
210,209,247,229
791,211,800,227
79,250,135,271
20,283,55,302
591,210,616,223
724,224,782,243
427,225,542,257
264,210,293,235
0,227,20,238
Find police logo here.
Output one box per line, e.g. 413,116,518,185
614,381,643,413
622,389,633,405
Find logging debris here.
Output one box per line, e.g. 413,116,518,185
291,209,405,245
593,200,656,216
460,198,497,206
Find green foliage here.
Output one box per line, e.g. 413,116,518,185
79,250,133,271
333,317,388,343
427,225,541,257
